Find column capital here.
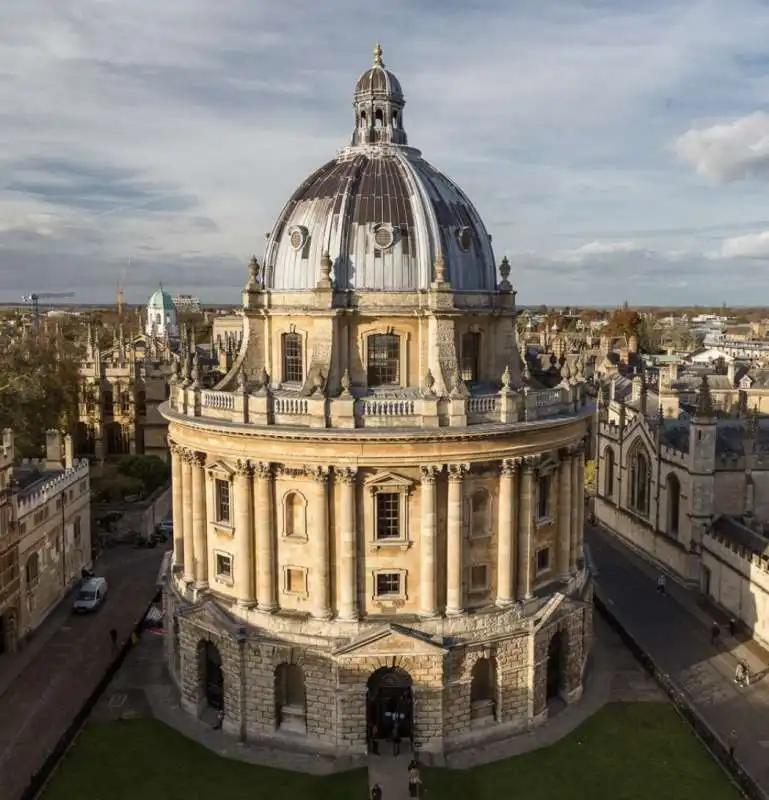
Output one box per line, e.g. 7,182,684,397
447,463,470,482
500,457,522,477
419,464,443,484
335,467,358,485
168,439,183,456
234,458,253,478
521,455,539,473
254,461,273,480
308,465,330,483
568,441,586,457
183,448,206,468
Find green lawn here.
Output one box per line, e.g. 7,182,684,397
45,703,739,800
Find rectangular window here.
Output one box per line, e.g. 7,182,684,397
375,571,402,598
73,517,82,546
367,334,400,387
470,564,488,591
375,492,400,540
536,547,551,573
215,552,232,580
215,479,231,524
282,332,304,384
537,475,550,520
461,332,481,383
285,567,305,595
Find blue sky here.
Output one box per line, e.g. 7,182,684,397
2,0,769,305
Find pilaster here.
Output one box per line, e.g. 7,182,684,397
569,446,580,570
254,462,277,612
557,449,572,578
446,463,469,616
496,458,519,606
309,466,332,619
234,459,255,607
181,452,194,583
190,450,208,589
419,464,442,617
517,459,535,601
169,440,184,571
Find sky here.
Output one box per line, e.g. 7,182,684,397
3,1,769,306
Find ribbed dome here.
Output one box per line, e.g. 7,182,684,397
262,46,498,294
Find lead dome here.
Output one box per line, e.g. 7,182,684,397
264,45,497,293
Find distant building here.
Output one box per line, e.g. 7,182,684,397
146,287,178,340
173,294,201,315
0,429,92,654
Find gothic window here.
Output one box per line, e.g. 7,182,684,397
461,332,481,383
120,391,131,414
281,332,303,384
215,479,231,524
666,474,681,535
604,449,615,499
103,390,114,417
628,445,651,516
367,334,400,387
25,552,39,589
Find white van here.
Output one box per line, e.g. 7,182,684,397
72,577,108,613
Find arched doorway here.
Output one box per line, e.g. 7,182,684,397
200,640,224,710
367,666,413,743
546,633,564,701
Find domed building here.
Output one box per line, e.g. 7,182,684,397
146,285,178,339
162,46,593,761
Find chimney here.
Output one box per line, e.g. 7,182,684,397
2,428,14,461
45,430,64,470
64,434,74,470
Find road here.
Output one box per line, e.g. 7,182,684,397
587,525,769,794
0,545,167,800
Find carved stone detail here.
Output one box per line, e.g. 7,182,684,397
184,448,206,468
500,457,522,477
447,463,469,482
254,461,273,480
308,465,330,483
419,464,443,484
335,467,358,485
235,458,253,477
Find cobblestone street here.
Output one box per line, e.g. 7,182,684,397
0,546,167,800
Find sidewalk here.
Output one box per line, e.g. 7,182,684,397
587,525,769,794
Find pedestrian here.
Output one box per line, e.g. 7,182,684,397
735,662,746,688
408,765,422,797
728,728,738,759
213,709,225,730
408,758,418,771
711,621,721,645
109,628,118,651
728,617,737,637
370,723,379,755
656,574,666,595
371,782,383,800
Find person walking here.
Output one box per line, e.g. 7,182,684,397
371,783,383,800
109,628,118,653
711,621,721,645
728,617,737,637
728,729,738,759
408,765,423,797
735,662,746,688
370,723,380,755
656,574,667,595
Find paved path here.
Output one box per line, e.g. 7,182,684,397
0,545,167,800
587,524,769,795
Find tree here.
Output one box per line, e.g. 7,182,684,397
0,330,81,458
584,460,597,497
117,454,170,494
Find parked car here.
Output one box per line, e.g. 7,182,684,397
72,577,108,613
157,517,173,536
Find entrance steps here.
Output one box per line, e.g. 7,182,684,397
367,749,412,799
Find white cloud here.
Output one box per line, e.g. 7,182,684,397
715,230,769,259
674,112,769,183
2,1,769,302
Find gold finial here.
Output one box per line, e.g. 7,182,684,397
373,42,384,67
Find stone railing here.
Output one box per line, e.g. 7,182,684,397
168,382,590,431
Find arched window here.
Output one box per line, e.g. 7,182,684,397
275,663,306,732
470,490,490,538
281,332,303,384
604,449,615,499
461,332,481,383
470,657,497,724
25,552,40,588
628,445,651,516
120,391,131,414
283,492,307,538
666,473,681,535
374,108,384,128
367,334,400,387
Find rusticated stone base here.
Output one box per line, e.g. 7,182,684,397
164,577,592,762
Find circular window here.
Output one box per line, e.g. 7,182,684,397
288,226,307,251
374,224,394,250
457,226,473,252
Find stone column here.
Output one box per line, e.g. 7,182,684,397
310,466,332,619
496,458,519,606
570,446,580,570
556,449,572,578
254,462,277,612
181,451,194,583
446,463,468,616
191,451,208,588
575,443,586,568
517,459,535,601
419,465,441,617
170,441,184,570
336,467,358,621
234,460,255,607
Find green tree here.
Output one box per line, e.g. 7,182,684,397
117,454,170,494
0,330,81,457
584,460,597,496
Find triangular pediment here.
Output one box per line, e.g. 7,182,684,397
363,471,414,491
206,459,235,477
333,623,448,658
177,597,243,635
